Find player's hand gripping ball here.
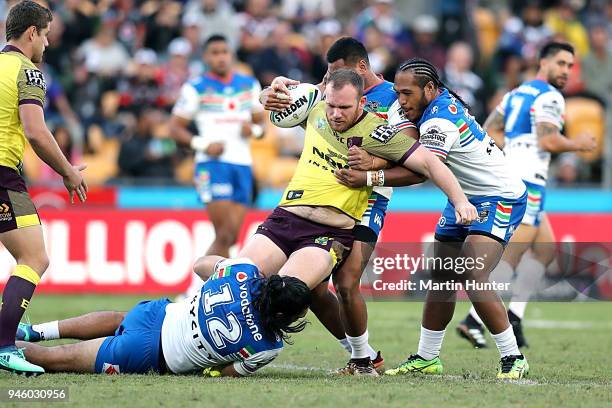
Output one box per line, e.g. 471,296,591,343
269,83,322,128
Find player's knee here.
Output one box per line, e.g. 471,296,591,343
335,274,360,303
19,254,49,276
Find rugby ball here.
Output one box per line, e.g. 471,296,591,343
269,83,322,128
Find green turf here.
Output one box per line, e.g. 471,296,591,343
1,295,611,407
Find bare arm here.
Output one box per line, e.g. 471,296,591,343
402,146,477,224
192,255,225,281
169,114,194,146
483,109,506,149
537,122,595,153
19,104,87,202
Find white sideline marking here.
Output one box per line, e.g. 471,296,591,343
525,319,612,330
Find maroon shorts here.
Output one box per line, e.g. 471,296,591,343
256,207,354,274
0,188,40,234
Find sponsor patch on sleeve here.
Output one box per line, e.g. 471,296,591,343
370,124,399,144
24,69,46,91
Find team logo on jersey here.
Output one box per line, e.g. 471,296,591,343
480,202,491,208
448,104,457,115
102,363,121,375
438,216,446,227
316,117,327,129
371,124,399,144
365,100,380,111
24,69,46,91
236,271,248,282
315,236,330,246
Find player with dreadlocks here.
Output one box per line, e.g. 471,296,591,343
343,58,529,379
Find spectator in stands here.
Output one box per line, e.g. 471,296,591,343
352,0,407,50
76,11,130,77
236,0,279,61
180,14,207,78
498,0,552,63
118,109,177,182
280,0,336,31
117,49,164,114
363,23,394,79
404,15,446,71
160,38,193,108
582,24,612,104
184,0,239,51
545,0,590,57
443,41,486,122
143,1,183,53
309,19,343,82
249,20,312,85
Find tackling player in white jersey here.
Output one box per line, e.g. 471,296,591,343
16,258,310,377
342,58,530,379
170,35,265,264
457,42,596,348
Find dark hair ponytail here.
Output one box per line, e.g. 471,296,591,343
397,57,470,110
252,275,311,343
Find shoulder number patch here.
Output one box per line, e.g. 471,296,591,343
24,69,46,91
370,124,399,144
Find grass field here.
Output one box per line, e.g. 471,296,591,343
1,295,611,407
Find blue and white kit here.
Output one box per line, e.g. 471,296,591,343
417,89,527,243
496,79,565,226
173,73,263,205
95,259,282,375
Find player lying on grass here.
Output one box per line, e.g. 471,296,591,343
15,257,311,377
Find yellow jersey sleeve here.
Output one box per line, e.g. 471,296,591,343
16,62,46,107
362,123,420,164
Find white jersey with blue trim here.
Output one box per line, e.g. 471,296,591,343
363,79,417,199
496,79,565,186
161,259,282,376
172,72,264,166
417,89,525,199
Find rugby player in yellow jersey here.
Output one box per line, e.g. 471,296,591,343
195,69,477,374
0,0,87,376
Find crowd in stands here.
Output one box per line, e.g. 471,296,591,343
1,0,610,189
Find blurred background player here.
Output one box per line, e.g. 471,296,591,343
457,41,596,349
16,258,311,377
169,34,265,295
375,58,529,379
0,0,87,376
262,36,424,375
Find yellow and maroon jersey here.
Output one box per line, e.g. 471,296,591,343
0,45,47,191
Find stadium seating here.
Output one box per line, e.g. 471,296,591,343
564,97,606,162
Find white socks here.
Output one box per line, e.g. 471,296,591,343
338,337,352,354
468,306,484,325
346,331,378,360
32,320,60,341
509,256,546,319
417,326,446,360
490,325,520,357
340,333,379,360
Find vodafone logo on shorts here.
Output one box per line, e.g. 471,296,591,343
236,272,248,282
